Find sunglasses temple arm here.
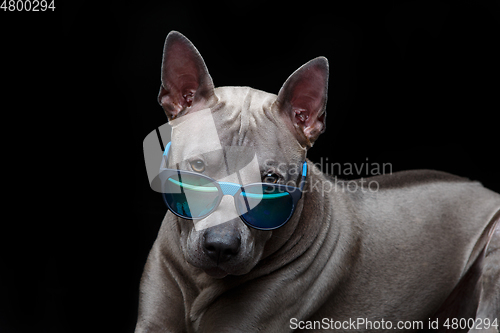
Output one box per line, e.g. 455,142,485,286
161,142,172,169
299,162,307,192
164,142,172,157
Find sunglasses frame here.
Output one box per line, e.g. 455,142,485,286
158,142,307,230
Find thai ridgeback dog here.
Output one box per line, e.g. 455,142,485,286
135,31,500,332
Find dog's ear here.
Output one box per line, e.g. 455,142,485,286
158,31,216,120
274,57,329,147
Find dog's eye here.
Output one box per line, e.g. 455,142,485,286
263,173,279,184
190,160,205,173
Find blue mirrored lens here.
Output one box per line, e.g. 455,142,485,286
163,173,219,218
237,185,293,229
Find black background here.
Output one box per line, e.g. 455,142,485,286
1,1,499,332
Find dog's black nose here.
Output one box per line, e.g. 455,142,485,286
203,226,241,264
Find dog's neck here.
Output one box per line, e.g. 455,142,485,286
188,162,359,312
187,162,361,328
258,161,358,273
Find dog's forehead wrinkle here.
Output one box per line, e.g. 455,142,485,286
213,86,278,125
210,87,298,158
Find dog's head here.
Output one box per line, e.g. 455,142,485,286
158,31,328,278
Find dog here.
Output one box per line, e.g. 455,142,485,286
135,31,500,332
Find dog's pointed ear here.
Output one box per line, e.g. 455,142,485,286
158,31,216,120
274,57,329,147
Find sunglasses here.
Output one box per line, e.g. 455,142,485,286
158,142,307,230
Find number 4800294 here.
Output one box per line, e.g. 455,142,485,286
1,0,55,11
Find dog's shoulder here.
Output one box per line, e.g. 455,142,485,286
360,169,474,191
